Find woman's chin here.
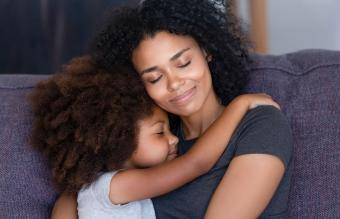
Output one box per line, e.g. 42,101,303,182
171,101,203,117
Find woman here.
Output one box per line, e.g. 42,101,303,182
53,0,293,218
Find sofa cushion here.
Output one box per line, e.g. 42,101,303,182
0,74,57,219
246,49,340,218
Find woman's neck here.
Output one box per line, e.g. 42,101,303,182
180,91,224,140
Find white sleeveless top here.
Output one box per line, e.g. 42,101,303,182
77,171,156,219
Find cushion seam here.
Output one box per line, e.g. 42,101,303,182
249,63,340,76
0,86,35,90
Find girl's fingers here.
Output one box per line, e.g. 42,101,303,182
248,93,281,110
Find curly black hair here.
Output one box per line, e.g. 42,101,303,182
94,0,250,106
30,56,154,194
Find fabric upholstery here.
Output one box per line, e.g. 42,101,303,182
0,50,339,218
246,49,340,218
0,75,56,218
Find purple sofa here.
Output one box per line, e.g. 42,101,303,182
1,49,339,218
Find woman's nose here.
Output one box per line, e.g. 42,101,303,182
167,72,184,92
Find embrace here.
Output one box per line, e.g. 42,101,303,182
30,0,293,218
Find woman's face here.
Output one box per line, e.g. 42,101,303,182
132,31,215,117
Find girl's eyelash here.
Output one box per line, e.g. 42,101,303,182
157,131,164,135
150,75,163,84
179,61,191,68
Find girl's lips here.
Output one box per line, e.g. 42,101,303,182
170,87,196,105
167,153,178,160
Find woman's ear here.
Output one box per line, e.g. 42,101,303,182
206,54,212,62
202,49,212,62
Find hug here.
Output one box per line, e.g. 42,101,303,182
0,0,339,218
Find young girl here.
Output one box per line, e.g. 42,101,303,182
30,56,279,218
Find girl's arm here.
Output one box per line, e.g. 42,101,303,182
51,193,78,219
110,94,280,204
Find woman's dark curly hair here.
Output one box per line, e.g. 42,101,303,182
30,56,153,194
94,0,250,106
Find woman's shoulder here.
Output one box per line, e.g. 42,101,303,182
244,105,288,124
233,105,294,168
238,105,291,135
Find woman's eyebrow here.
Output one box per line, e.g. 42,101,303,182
140,66,158,75
140,48,191,75
170,47,191,61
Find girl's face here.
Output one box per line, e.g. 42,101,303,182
132,31,215,117
128,106,178,168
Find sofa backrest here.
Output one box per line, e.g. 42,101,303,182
0,74,55,218
246,49,340,218
0,49,339,218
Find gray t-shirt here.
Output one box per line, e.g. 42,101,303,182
152,106,294,219
77,171,156,219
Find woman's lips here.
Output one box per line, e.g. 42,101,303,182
170,87,196,105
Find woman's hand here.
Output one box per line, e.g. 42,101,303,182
235,93,281,110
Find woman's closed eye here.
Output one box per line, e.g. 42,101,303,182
147,61,190,84
150,75,163,84
178,61,191,68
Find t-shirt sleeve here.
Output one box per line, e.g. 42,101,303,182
90,171,119,206
234,105,293,168
78,171,156,218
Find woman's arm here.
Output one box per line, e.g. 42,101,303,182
204,154,285,219
204,106,290,219
51,193,78,219
110,94,280,204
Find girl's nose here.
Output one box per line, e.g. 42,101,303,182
168,132,179,147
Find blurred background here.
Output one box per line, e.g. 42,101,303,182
1,0,340,74
0,0,139,74
236,0,340,54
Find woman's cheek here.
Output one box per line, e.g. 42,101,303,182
146,84,167,103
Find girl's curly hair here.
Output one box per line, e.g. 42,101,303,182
94,0,250,106
30,56,153,194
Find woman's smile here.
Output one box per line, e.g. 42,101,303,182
169,86,197,106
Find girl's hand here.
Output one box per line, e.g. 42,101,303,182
236,93,281,110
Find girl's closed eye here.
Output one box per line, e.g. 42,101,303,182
154,123,165,135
